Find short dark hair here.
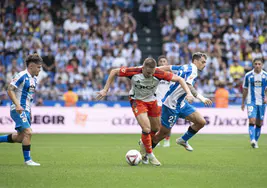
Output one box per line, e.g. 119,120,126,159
157,55,167,62
143,57,156,68
25,54,43,67
253,58,263,64
192,52,207,62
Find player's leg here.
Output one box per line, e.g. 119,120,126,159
140,101,161,166
148,116,160,139
147,100,162,138
152,104,177,148
163,131,171,147
254,105,265,148
247,104,257,147
153,125,171,147
176,102,204,151
136,113,161,166
0,111,25,143
130,99,151,157
13,110,40,166
0,133,15,143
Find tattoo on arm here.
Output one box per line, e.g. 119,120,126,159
187,83,198,97
7,84,16,91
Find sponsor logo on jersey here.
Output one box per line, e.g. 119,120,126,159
134,84,156,89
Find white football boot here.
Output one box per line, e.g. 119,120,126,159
251,140,259,149
25,160,41,166
163,139,170,147
147,153,161,166
176,137,193,151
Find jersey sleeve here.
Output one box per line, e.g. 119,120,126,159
154,68,173,82
185,68,198,85
170,65,181,71
243,74,249,88
118,67,142,77
10,72,25,88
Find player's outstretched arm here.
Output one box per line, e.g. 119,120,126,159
158,65,172,72
187,83,212,106
241,88,248,111
171,75,194,103
7,84,24,114
96,68,120,100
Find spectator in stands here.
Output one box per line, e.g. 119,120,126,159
174,9,189,31
215,81,229,108
1,0,267,105
42,48,56,80
230,60,245,80
63,85,78,107
40,14,54,35
36,98,44,106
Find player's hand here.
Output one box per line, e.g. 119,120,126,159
16,105,24,114
241,103,245,111
185,94,194,104
202,98,213,106
96,89,108,100
264,97,267,104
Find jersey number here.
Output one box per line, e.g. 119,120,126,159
168,116,176,127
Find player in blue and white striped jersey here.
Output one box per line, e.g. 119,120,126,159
152,52,212,151
0,54,43,166
242,58,267,149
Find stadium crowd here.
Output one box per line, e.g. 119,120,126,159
0,0,266,104
159,0,266,102
0,0,138,103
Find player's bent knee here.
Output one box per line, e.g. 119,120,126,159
198,118,206,128
23,128,32,138
142,127,151,134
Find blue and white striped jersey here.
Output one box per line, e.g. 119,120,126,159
10,69,37,112
243,70,267,105
163,63,198,110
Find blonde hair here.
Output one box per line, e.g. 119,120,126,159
143,58,156,68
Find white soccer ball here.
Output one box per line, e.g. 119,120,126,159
125,150,142,166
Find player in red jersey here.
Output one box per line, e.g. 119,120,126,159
97,58,194,166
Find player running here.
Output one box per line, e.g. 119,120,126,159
155,55,174,147
0,54,43,166
96,58,194,166
151,52,212,152
242,58,267,149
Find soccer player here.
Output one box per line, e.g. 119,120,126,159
0,54,43,166
97,58,194,166
155,55,173,147
151,52,212,152
241,58,267,149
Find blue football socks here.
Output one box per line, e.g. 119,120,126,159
22,145,31,162
181,126,198,142
249,124,255,141
0,135,8,142
255,125,261,141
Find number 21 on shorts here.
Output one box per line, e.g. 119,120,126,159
168,115,176,128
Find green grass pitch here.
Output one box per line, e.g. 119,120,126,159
0,134,267,188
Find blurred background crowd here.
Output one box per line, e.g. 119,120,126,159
0,0,266,106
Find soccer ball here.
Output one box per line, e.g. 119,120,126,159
125,150,142,166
